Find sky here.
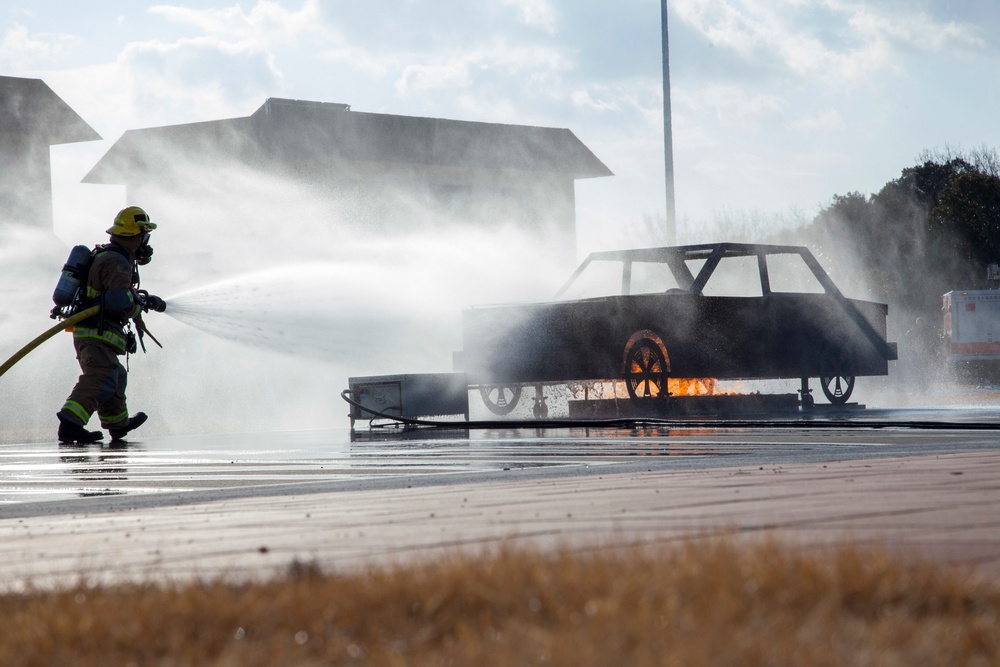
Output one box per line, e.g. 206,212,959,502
4,0,1000,252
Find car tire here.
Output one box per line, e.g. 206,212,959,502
624,335,670,403
818,345,855,405
479,384,522,415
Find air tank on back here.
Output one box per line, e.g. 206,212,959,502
52,245,92,308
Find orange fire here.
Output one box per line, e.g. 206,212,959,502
668,378,743,396
576,379,743,400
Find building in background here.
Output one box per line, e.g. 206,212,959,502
0,76,101,229
82,98,612,267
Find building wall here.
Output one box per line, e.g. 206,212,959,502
0,133,52,228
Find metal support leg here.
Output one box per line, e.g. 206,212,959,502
532,384,548,419
799,377,814,410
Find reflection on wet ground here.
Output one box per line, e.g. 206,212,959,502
1,428,740,505
3,401,1000,507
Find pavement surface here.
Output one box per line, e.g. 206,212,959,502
2,398,1000,589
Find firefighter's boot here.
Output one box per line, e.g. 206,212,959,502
109,412,148,441
57,414,103,444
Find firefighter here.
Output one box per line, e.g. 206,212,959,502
57,206,167,443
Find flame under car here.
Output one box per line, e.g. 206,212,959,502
457,243,898,415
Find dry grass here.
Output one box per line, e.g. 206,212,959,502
2,539,998,666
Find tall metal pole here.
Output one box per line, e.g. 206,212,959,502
661,0,677,245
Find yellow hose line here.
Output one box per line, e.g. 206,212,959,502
0,305,101,379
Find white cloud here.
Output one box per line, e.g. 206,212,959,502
116,36,283,124
397,59,473,96
566,79,665,134
571,88,621,113
672,0,769,57
844,4,986,54
672,0,989,89
319,44,392,78
679,84,785,129
393,39,570,100
501,0,558,33
793,108,844,132
65,1,331,131
0,25,79,70
149,0,324,47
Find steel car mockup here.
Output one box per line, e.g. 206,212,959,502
456,243,898,414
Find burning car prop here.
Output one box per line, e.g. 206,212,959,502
457,243,897,414
346,243,897,427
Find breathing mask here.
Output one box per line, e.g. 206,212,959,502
136,231,154,266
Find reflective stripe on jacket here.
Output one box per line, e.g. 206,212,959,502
72,325,130,353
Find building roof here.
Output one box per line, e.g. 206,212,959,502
0,76,101,144
83,97,612,184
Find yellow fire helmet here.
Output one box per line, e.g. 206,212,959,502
106,206,157,237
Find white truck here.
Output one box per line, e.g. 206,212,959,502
942,289,1000,362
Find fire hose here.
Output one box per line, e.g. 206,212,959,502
0,305,101,379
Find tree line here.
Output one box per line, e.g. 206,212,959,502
790,146,1000,325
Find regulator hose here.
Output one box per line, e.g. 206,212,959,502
0,305,101,379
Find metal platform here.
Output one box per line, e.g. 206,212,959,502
345,373,870,431
567,393,802,419
347,373,469,428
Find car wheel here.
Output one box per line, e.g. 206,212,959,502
624,336,669,402
820,374,855,404
818,346,855,404
479,384,522,415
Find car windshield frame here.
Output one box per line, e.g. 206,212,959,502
554,242,841,300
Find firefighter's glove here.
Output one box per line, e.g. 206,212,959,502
144,294,167,313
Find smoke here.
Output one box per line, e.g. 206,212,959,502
17,137,582,437
775,151,1000,397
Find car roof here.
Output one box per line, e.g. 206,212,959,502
555,242,838,300
582,242,810,263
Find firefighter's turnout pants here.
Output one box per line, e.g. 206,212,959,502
59,340,130,430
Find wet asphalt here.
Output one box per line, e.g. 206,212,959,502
2,397,999,520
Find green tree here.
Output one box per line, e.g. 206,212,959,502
931,170,1000,280
794,155,990,325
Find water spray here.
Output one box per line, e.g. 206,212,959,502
156,261,465,369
